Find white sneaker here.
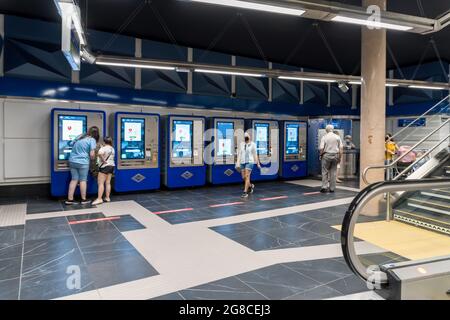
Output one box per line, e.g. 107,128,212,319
92,199,103,206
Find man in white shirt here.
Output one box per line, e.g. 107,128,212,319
319,125,343,193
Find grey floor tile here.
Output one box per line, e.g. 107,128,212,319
75,229,126,249
80,240,138,265
69,220,116,235
265,226,319,243
0,257,21,282
270,214,314,227
284,285,343,300
229,230,290,251
23,235,78,257
299,220,338,236
211,223,254,237
24,220,72,241
326,275,368,296
283,259,353,284
20,248,95,300
0,278,20,300
243,218,286,232
236,264,321,300
111,215,146,232
86,249,158,289
0,225,24,260
67,212,105,222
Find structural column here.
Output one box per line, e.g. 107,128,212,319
360,0,387,215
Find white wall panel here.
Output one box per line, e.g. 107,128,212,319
4,100,76,139
4,139,50,179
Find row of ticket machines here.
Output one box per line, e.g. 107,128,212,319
50,108,308,197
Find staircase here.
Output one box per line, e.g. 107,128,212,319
393,164,450,235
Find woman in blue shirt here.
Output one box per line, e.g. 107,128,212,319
65,126,100,205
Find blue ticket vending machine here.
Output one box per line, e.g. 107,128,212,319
112,112,160,192
246,119,279,181
51,108,105,197
280,121,308,179
162,115,206,188
207,118,245,185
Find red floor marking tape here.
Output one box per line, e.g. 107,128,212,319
153,208,194,215
303,191,321,195
259,196,288,201
209,202,244,208
68,216,121,225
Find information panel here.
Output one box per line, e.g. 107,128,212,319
172,120,193,158
286,123,299,155
58,115,87,160
121,118,145,160
255,123,269,155
217,121,234,157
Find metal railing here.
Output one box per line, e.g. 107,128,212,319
390,95,449,144
362,117,450,185
341,178,450,284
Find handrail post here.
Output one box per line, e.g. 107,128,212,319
386,192,392,222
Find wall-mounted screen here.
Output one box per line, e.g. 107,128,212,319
217,121,234,157
286,123,299,155
172,120,193,158
121,118,145,160
255,123,269,156
58,115,87,160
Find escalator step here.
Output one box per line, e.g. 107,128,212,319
407,196,450,216
393,208,450,236
420,190,450,201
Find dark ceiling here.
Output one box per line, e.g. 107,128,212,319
1,0,449,75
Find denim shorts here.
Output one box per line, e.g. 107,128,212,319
69,162,90,182
240,163,254,171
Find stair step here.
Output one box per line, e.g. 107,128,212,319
393,208,450,236
407,200,450,216
393,205,450,223
421,190,450,201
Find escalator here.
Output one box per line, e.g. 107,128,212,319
392,159,450,235
341,178,450,300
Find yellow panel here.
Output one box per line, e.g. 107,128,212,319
333,221,450,261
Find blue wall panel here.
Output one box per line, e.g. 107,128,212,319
272,63,300,104
193,49,231,97
393,61,449,105
235,56,268,100
4,16,71,82
141,39,187,93
80,30,135,88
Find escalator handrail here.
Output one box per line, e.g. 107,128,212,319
341,178,450,285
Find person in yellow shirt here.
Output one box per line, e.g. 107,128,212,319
385,134,398,180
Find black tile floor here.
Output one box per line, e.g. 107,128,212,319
5,181,356,218
135,182,357,224
0,213,154,300
153,252,406,300
211,205,383,251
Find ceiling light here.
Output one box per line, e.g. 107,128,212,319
331,15,413,31
195,69,264,77
190,0,305,16
95,61,175,70
408,85,447,90
279,76,336,83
